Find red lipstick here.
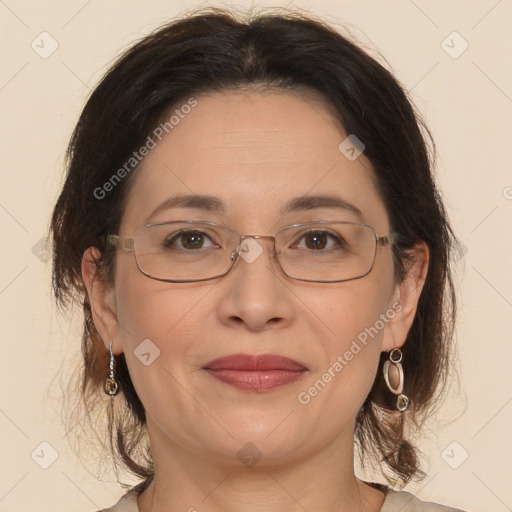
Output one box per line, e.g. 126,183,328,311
203,354,308,391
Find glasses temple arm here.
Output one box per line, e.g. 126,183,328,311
377,232,399,247
108,234,134,250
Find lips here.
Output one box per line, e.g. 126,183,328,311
204,353,308,371
203,354,308,391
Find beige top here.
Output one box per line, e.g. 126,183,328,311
96,482,467,512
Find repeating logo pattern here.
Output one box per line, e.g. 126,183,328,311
1,2,510,511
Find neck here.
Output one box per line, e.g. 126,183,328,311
137,420,385,512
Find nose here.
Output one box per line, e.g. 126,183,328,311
215,236,295,332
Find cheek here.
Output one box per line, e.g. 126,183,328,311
113,258,215,355
323,290,388,381
296,272,394,407
306,272,394,349
113,265,217,418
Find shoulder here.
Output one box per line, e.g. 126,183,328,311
382,489,467,512
93,482,145,512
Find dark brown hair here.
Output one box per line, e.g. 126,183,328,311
50,6,456,486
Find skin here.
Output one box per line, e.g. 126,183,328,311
82,88,428,512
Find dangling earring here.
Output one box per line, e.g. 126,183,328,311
103,340,120,396
383,348,409,412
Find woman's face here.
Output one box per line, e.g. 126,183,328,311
90,89,415,466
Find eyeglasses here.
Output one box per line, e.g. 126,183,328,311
108,220,396,283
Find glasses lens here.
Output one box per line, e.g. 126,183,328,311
276,222,377,282
133,222,238,281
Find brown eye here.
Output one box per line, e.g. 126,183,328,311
294,230,343,251
164,230,214,250
305,232,328,250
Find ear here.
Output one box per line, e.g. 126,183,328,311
381,241,429,352
81,246,123,354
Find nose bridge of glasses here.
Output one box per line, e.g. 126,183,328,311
239,234,277,250
242,234,276,244
231,234,280,266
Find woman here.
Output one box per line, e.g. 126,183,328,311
50,6,465,511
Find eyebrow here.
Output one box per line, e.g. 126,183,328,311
145,193,364,223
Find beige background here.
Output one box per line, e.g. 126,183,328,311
1,1,511,511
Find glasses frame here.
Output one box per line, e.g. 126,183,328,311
108,220,397,283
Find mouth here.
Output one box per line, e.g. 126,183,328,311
203,353,308,392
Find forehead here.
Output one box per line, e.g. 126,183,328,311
120,88,388,233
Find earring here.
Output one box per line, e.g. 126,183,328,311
103,340,120,396
383,348,409,412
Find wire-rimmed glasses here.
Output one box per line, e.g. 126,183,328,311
108,220,397,283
